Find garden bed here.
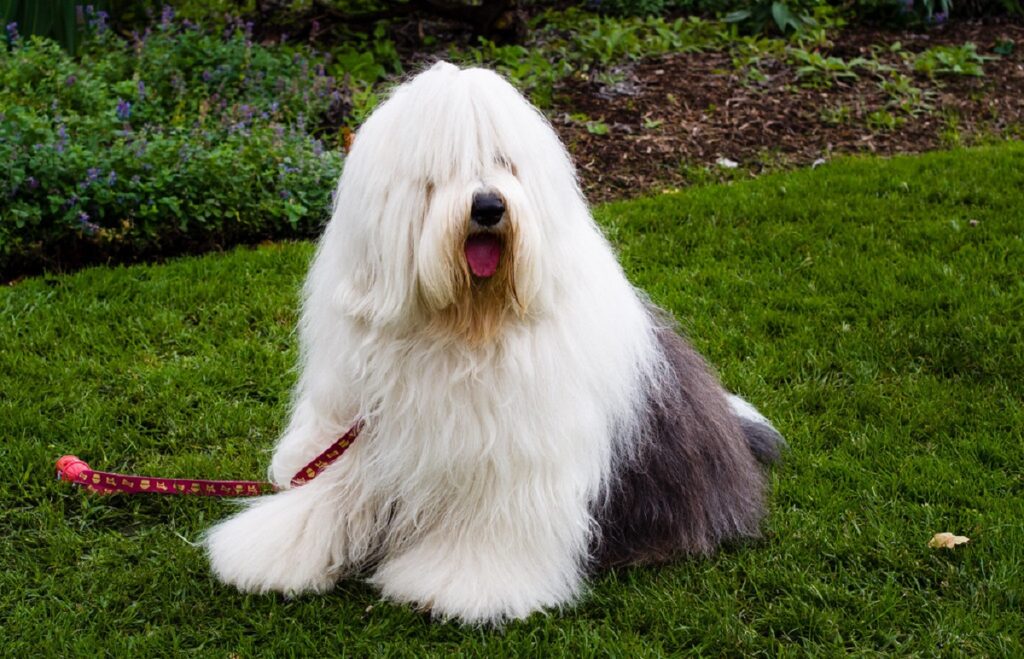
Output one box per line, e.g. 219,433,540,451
551,19,1024,201
3,8,1023,278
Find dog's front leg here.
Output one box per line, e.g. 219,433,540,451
203,474,344,595
370,512,587,624
267,396,356,488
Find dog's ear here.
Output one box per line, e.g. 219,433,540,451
305,179,420,328
333,225,418,328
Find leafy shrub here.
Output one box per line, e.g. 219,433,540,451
722,0,822,34
590,0,668,17
913,43,991,77
788,47,871,86
0,11,345,278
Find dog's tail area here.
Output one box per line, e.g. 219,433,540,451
727,394,787,465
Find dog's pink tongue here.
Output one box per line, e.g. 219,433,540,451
464,234,501,278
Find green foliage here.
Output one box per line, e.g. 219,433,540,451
913,43,990,78
722,0,823,35
592,0,668,17
865,108,902,131
568,112,613,135
909,0,954,21
0,13,345,278
0,0,85,52
327,23,402,86
879,73,934,116
458,38,571,108
788,47,871,86
3,145,1024,654
461,9,732,106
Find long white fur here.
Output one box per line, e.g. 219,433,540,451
205,62,767,624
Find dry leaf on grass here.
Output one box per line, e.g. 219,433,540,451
928,532,970,549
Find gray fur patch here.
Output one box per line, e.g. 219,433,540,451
739,418,787,465
591,327,774,568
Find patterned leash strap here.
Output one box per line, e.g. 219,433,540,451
55,421,363,497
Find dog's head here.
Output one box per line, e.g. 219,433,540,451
321,62,591,343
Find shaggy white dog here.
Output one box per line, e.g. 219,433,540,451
205,61,784,624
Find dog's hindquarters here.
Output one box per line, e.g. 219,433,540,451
591,328,780,568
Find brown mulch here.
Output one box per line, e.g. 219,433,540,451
551,20,1024,203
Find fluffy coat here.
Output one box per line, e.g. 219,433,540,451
204,62,784,624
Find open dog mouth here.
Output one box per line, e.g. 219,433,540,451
464,233,502,278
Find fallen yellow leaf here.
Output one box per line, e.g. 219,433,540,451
928,532,970,549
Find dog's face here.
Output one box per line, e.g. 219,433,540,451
326,62,588,343
415,146,538,344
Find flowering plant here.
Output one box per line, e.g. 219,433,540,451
0,10,345,278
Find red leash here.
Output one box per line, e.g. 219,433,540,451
56,421,364,496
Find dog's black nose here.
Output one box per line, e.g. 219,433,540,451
471,191,505,227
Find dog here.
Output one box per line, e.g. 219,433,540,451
204,61,784,624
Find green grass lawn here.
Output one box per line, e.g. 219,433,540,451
2,143,1022,655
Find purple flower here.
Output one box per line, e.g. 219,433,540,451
86,7,109,34
78,212,100,235
26,176,39,189
279,189,291,199
160,5,174,28
80,167,101,189
55,124,68,153
65,75,77,87
107,171,117,186
6,22,18,42
116,98,131,121
932,11,947,23
137,80,146,100
312,139,323,157
202,69,213,82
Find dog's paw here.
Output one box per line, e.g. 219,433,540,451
204,488,338,596
371,539,578,624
